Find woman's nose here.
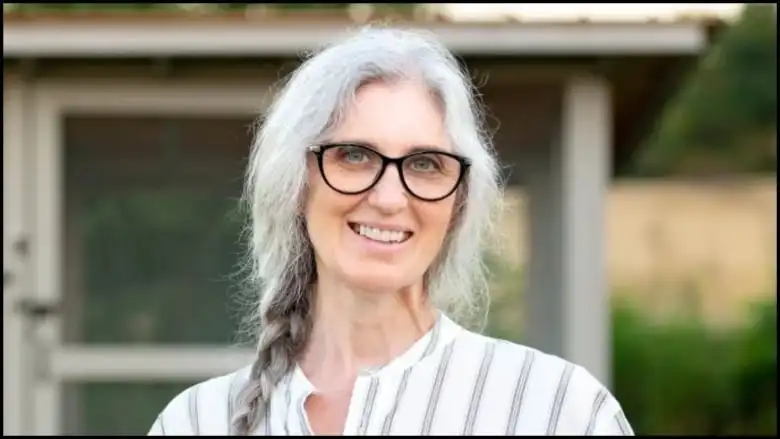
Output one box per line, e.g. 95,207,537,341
366,164,409,213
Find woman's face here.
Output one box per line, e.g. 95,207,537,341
304,80,459,293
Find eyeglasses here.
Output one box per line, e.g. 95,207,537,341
307,143,470,202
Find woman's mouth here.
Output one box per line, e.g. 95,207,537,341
348,222,413,244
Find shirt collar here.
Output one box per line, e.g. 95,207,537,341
287,311,461,399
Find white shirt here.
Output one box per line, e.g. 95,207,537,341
148,314,634,436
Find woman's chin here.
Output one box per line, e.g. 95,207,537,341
340,267,417,294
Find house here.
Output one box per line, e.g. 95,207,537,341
3,8,724,435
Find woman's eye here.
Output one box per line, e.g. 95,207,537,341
340,148,367,162
410,157,438,171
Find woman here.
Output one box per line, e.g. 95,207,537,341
148,27,634,436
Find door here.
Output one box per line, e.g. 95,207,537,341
52,115,256,434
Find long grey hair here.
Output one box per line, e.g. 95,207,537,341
232,26,503,435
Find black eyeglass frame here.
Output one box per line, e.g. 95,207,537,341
307,143,471,202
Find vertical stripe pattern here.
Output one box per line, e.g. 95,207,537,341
264,396,272,435
546,362,575,435
584,388,608,435
380,315,443,435
284,374,293,435
188,386,201,434
297,398,311,435
226,372,242,434
505,349,536,435
462,342,496,435
357,377,381,435
380,368,413,435
615,410,633,435
420,341,455,435
148,317,635,436
158,415,167,435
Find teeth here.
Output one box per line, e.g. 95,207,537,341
357,224,408,243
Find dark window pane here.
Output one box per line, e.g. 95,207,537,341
64,381,199,435
62,115,255,434
64,116,253,345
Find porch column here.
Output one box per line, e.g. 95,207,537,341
524,75,612,386
3,74,34,435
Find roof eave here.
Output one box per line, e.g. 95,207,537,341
3,19,720,58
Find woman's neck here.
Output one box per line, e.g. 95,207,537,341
298,278,436,392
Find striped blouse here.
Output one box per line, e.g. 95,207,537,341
147,313,634,435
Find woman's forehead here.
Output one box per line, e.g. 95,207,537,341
330,81,452,155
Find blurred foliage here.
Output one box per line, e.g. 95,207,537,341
7,3,182,12
634,4,777,176
486,252,777,436
483,253,526,341
487,282,776,436
612,297,776,435
5,3,415,14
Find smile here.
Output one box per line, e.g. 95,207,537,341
349,223,412,244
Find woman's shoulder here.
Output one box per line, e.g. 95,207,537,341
454,329,605,388
451,330,634,435
146,364,253,436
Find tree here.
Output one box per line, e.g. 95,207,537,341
635,4,777,176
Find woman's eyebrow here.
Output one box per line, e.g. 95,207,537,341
328,139,449,155
406,145,450,154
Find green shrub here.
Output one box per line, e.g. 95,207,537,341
482,257,776,435
612,296,776,435
723,299,777,435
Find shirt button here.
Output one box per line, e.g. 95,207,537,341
359,367,379,376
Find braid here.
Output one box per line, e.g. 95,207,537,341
231,309,309,434
231,248,314,435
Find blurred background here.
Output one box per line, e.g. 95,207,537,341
3,3,776,436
